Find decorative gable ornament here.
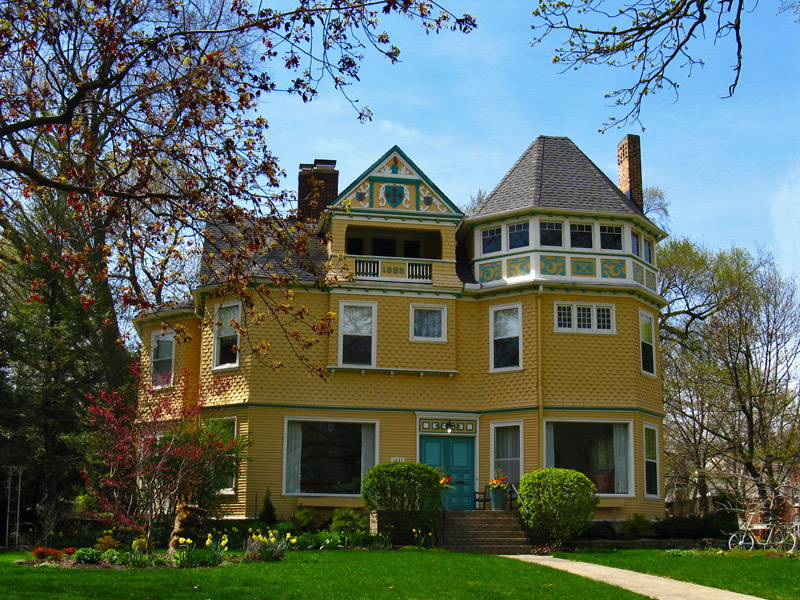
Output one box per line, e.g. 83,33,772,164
379,183,410,209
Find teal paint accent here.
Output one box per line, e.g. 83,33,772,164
507,256,531,278
572,259,596,276
645,270,657,290
335,208,462,221
479,261,502,282
633,263,645,284
540,255,566,276
420,436,475,510
601,259,627,279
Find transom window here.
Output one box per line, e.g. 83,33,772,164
539,221,563,247
213,303,241,369
644,425,659,497
340,301,376,367
151,331,175,388
554,303,615,334
410,305,446,342
490,303,522,371
508,222,529,249
640,310,655,374
570,223,593,249
600,225,622,250
284,420,377,495
481,227,501,255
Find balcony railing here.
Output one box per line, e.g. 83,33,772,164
353,258,432,283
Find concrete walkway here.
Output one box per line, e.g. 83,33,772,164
502,555,767,600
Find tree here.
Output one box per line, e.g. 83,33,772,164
0,0,475,374
459,187,487,216
530,0,798,128
84,369,247,548
643,186,670,232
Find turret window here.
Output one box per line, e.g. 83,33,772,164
481,227,501,254
508,222,529,249
540,222,563,247
600,225,622,250
631,231,641,256
570,223,593,249
554,302,616,334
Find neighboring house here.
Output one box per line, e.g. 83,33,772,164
136,134,667,521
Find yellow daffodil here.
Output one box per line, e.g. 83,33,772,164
232,527,238,532
206,538,212,547
248,528,253,533
286,532,291,539
291,538,297,544
186,538,193,545
179,537,186,544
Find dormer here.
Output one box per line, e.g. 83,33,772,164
317,146,463,289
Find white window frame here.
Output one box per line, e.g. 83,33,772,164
489,302,523,372
538,219,564,248
409,304,447,343
544,417,635,498
282,416,380,497
213,416,238,495
338,300,377,367
599,224,623,252
568,222,594,250
643,423,660,499
643,237,654,265
553,302,616,334
507,221,530,250
480,226,503,256
150,330,175,388
212,301,241,371
490,420,523,486
630,230,641,257
640,309,656,376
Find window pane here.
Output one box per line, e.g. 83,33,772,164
218,305,239,337
508,223,529,249
343,335,372,365
217,335,238,366
631,232,640,256
596,307,612,330
645,428,657,460
600,225,622,250
540,222,563,247
577,306,592,330
640,314,653,344
153,337,173,360
300,422,363,494
570,223,593,248
343,305,373,335
556,305,572,329
645,461,658,496
644,239,653,263
413,308,443,339
494,337,519,369
481,228,501,254
551,422,628,494
494,307,520,338
641,341,655,373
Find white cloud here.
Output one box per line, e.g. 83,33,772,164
771,164,800,279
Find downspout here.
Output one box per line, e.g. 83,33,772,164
537,284,544,470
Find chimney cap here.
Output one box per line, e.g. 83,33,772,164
313,159,337,170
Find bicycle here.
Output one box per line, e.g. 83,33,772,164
728,513,797,551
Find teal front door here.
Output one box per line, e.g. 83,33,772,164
420,435,475,510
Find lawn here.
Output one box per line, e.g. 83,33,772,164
0,549,650,600
554,548,799,600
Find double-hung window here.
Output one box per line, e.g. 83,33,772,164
284,419,377,495
644,425,659,497
600,225,622,250
508,222,529,249
410,304,446,342
213,303,240,369
150,331,175,388
214,417,238,495
554,303,615,334
570,223,593,249
340,301,377,366
539,221,563,247
490,303,522,371
640,310,656,375
481,227,501,255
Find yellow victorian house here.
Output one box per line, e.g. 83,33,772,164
137,134,667,523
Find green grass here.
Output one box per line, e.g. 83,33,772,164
554,548,800,600
0,549,649,600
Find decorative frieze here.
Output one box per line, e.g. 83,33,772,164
601,259,626,279
479,261,502,282
540,255,566,276
571,258,596,277
507,256,531,278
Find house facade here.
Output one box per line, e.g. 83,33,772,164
137,134,667,521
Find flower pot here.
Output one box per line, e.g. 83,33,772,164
490,487,507,511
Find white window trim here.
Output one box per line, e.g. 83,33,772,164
409,304,448,343
599,224,624,252
489,302,523,373
630,228,641,257
537,218,565,249
150,329,175,389
338,300,378,367
643,423,660,499
553,302,616,334
639,308,657,377
543,417,636,498
507,220,530,251
282,416,380,497
212,301,242,371
567,221,594,250
479,225,503,257
213,416,238,496
490,420,524,482
643,237,655,266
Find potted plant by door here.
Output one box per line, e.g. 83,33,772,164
439,475,454,508
489,470,509,511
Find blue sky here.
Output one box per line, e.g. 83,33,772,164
263,2,800,277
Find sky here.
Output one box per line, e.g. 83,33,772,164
261,1,800,278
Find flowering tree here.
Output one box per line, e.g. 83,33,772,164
84,367,247,547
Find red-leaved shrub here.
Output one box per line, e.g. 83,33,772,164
31,547,63,561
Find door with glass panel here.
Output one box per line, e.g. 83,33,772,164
420,436,474,510
492,423,521,490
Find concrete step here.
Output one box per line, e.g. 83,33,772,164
445,543,533,554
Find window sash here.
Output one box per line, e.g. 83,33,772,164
340,302,376,366
644,426,658,496
491,305,521,370
151,335,174,387
644,239,653,263
412,307,444,340
600,225,622,250
214,304,240,367
640,312,655,374
508,223,529,249
570,223,593,249
555,303,614,334
481,228,501,254
631,232,640,256
539,222,563,247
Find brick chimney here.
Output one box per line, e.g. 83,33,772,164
297,159,339,222
617,134,643,211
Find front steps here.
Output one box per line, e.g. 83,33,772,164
440,510,533,554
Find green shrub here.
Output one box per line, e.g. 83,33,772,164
361,461,440,545
653,512,737,539
291,507,326,533
73,547,103,564
576,520,618,540
518,468,599,547
620,513,653,539
272,520,298,537
258,488,278,526
330,507,367,533
102,549,123,564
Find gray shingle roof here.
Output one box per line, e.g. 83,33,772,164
471,136,644,219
